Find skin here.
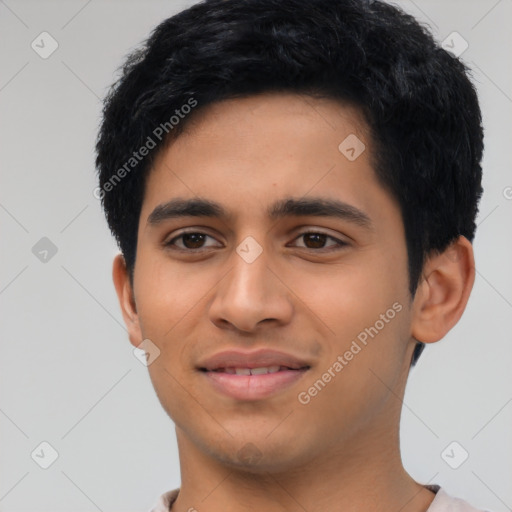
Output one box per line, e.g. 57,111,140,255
113,93,475,512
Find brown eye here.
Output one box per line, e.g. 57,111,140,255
165,232,221,251
181,233,207,249
289,231,348,251
302,233,328,249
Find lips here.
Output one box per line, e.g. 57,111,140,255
197,349,311,401
197,349,311,372
210,366,286,375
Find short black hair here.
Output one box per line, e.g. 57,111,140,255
95,0,484,366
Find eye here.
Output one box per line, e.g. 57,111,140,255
164,229,348,253
289,231,348,251
165,231,222,251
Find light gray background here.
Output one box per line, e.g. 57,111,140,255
1,1,511,511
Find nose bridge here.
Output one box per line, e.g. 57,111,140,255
208,238,293,332
232,242,271,299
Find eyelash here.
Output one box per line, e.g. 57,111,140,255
164,230,349,253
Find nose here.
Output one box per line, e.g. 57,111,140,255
208,246,294,334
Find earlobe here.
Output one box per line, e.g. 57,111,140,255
112,253,143,348
411,236,475,344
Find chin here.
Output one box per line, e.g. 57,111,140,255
204,434,311,475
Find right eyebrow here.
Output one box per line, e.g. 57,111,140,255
147,198,228,226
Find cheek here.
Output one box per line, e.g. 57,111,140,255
294,292,411,442
134,252,210,340
286,256,406,347
288,255,411,407
133,256,210,424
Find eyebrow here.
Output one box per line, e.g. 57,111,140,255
147,196,373,230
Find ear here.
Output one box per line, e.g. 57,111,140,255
411,236,475,344
112,253,143,348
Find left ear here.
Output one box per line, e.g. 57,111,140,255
411,235,475,344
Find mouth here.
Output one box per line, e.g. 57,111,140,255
200,365,310,375
197,350,311,401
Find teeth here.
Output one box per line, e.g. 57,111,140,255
250,365,280,375
220,366,283,375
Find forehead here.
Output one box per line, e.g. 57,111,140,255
173,92,370,159
141,92,397,227
180,92,368,133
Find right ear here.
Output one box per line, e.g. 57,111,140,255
112,253,143,348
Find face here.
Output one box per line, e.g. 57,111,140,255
122,93,419,472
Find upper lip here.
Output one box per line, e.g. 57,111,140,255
197,349,311,371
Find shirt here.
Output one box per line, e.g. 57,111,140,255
148,484,492,512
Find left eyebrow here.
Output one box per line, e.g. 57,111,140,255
146,196,373,231
268,197,373,230
147,198,226,225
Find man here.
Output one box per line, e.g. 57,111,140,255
95,0,490,510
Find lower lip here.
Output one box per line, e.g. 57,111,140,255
201,369,309,401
